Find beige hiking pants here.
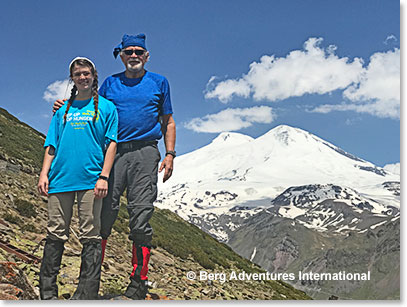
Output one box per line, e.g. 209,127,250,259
47,190,102,242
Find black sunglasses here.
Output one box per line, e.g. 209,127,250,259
122,49,145,56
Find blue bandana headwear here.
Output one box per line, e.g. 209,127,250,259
113,34,147,58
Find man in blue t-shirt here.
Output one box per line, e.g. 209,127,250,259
101,34,176,300
54,34,176,300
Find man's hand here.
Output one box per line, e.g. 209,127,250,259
53,99,66,113
94,179,108,199
159,155,174,183
159,114,176,183
38,173,49,196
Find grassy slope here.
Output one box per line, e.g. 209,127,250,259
0,108,45,170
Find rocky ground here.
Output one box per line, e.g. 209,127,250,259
0,163,309,300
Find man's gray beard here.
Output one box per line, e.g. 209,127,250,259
127,63,143,74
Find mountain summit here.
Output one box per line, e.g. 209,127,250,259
159,124,398,206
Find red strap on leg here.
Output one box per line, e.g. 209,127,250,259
130,244,151,280
131,243,138,266
140,247,150,281
101,239,107,263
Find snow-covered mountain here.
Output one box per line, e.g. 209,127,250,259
384,162,400,175
156,125,399,241
156,124,400,299
267,183,399,233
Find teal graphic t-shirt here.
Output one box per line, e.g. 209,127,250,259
44,96,118,194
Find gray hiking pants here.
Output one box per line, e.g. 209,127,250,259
100,141,160,246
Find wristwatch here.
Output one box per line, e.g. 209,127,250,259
166,150,176,158
99,175,109,181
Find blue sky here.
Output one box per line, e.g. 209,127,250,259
0,0,400,167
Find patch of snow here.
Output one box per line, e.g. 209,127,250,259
278,206,307,219
370,220,388,229
250,247,257,261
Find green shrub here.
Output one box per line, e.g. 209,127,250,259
4,212,22,225
15,199,37,218
191,248,215,270
21,223,39,233
102,278,126,295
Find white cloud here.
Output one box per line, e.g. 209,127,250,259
311,102,397,118
205,78,251,103
343,49,400,117
205,37,364,103
184,106,275,133
384,34,397,45
383,162,400,175
206,37,400,119
43,79,73,102
313,48,400,119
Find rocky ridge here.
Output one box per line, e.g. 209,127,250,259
0,163,309,300
227,186,400,299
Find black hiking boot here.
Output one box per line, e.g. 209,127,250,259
124,276,148,300
71,240,102,300
39,239,65,300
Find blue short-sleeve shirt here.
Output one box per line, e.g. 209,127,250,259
99,70,173,143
